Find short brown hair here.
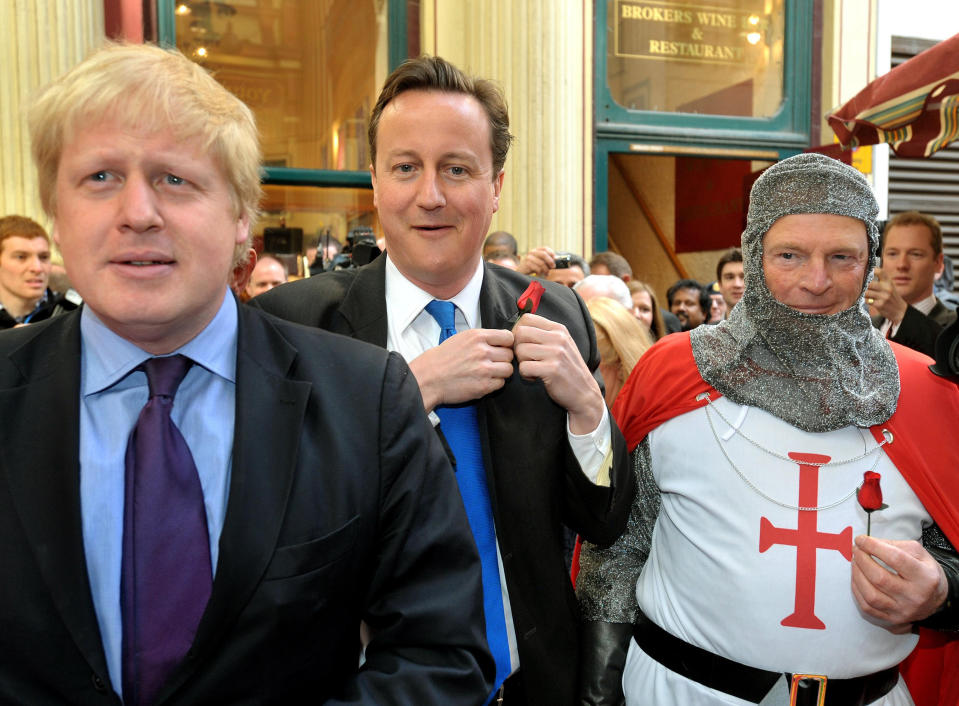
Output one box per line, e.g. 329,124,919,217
883,211,943,255
716,248,743,282
589,251,633,280
0,216,50,253
368,55,513,178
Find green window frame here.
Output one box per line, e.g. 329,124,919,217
593,0,812,248
157,0,411,190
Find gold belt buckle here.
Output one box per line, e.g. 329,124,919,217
789,673,827,706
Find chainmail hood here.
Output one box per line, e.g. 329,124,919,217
690,153,899,432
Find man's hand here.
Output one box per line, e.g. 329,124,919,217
865,267,909,326
851,534,949,633
408,328,515,413
512,313,605,434
517,247,556,277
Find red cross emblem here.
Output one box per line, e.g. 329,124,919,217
758,452,853,630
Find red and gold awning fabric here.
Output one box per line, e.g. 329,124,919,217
828,33,959,158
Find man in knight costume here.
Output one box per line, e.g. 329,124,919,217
577,153,959,706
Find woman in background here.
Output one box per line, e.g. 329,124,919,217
586,296,653,408
626,280,665,341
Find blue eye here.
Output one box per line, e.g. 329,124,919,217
165,174,185,185
397,164,413,173
89,171,109,182
449,166,465,176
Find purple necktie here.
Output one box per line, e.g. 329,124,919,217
121,355,212,706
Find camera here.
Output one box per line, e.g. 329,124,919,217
553,254,572,269
326,227,381,271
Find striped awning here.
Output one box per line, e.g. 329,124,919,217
828,33,959,158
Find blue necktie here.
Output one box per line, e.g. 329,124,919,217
121,355,212,706
424,300,510,700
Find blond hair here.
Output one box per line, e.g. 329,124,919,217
587,297,653,400
28,42,262,266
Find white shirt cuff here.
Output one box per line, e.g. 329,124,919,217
566,406,612,485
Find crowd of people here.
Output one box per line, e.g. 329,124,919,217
1,42,957,706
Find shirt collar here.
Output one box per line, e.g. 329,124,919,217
0,289,49,320
913,292,938,316
80,289,239,396
384,255,484,329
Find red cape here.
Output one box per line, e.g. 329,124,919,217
612,332,959,706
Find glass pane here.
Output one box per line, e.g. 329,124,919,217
607,0,785,117
173,0,389,171
257,183,379,275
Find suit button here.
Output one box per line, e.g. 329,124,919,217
91,673,108,693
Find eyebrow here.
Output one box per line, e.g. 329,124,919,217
384,149,480,163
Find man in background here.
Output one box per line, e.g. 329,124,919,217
666,278,708,331
868,211,957,358
483,230,518,259
245,254,288,299
716,247,744,317
573,274,633,310
589,251,633,282
0,215,78,328
546,252,590,289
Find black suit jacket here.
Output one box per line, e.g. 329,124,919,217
0,303,492,704
252,257,634,706
871,297,958,358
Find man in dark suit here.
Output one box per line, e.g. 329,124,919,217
0,43,492,705
253,56,634,706
867,210,957,357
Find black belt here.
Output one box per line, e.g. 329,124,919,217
632,611,899,705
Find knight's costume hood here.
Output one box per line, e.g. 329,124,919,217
690,153,899,432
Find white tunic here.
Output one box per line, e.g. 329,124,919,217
623,397,928,705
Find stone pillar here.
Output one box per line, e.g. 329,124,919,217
421,0,594,257
1,0,104,222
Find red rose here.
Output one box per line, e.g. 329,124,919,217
857,471,883,512
517,281,546,315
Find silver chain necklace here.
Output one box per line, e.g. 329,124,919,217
698,392,891,512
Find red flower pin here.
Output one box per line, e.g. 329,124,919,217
857,471,886,535
507,280,546,325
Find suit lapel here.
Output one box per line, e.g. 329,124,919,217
479,263,518,331
159,305,311,701
337,256,389,346
0,311,113,681
475,265,522,515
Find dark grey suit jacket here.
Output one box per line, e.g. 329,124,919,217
872,297,958,358
0,303,493,704
252,256,635,706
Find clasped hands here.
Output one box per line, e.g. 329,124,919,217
408,313,605,435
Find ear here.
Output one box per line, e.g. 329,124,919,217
234,214,250,246
232,249,257,296
51,222,61,248
370,163,378,209
936,251,945,277
491,170,505,213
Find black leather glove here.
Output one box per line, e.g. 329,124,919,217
920,544,959,632
578,621,632,706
